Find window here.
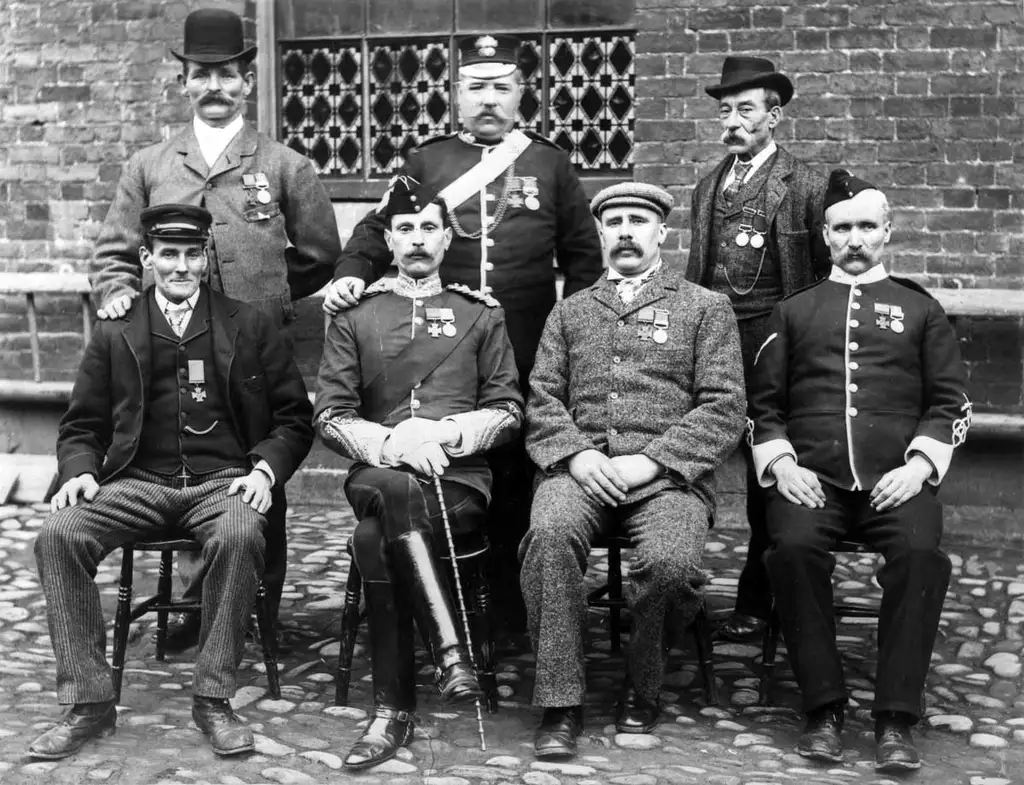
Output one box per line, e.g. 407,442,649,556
274,0,636,181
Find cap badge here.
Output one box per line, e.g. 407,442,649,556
475,35,498,57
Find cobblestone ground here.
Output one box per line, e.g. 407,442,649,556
0,503,1021,785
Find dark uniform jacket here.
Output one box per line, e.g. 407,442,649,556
313,275,524,501
90,122,341,325
748,266,972,490
334,132,604,375
526,268,747,515
57,284,315,488
686,146,830,295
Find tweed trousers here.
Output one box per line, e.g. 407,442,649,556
34,473,266,704
520,473,709,707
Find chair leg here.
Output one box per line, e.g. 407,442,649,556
608,543,622,653
691,603,718,706
759,603,780,706
111,547,135,704
471,559,499,714
254,581,281,699
335,559,363,706
154,550,173,661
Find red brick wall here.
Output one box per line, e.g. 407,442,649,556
633,0,1024,290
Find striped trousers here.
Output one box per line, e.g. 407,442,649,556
34,472,266,704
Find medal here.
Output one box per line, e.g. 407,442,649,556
522,176,540,211
191,386,207,402
439,308,456,338
735,206,755,247
735,230,750,247
253,172,272,205
749,232,765,249
442,323,457,337
524,196,539,211
637,307,654,342
425,307,444,338
891,320,904,334
507,177,524,208
257,190,272,204
652,309,670,344
187,360,207,401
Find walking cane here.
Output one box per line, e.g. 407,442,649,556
432,474,487,751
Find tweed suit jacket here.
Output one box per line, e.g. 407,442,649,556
90,122,341,324
526,268,747,514
57,284,314,488
686,145,831,295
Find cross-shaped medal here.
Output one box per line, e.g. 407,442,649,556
427,322,442,338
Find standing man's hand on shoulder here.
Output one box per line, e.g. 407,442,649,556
770,455,826,509
322,277,366,315
568,449,628,507
96,294,135,320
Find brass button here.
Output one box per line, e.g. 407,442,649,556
849,342,859,351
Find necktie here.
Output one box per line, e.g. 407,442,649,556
164,303,192,337
722,160,752,203
617,277,643,304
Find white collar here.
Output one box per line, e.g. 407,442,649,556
607,258,662,282
155,287,201,313
733,139,777,177
193,115,244,167
829,263,889,285
393,271,443,298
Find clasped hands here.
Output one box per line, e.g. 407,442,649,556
771,454,934,511
567,449,663,507
384,418,462,477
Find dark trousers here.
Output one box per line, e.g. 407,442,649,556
764,483,951,721
485,435,535,625
34,473,266,704
734,315,773,620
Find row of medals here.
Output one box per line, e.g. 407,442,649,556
242,173,273,205
736,206,767,249
507,176,540,211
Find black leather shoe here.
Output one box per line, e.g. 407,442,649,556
615,686,660,734
875,712,921,772
28,700,117,759
534,706,583,760
192,696,254,756
163,612,201,652
797,703,845,763
344,707,414,770
715,612,767,642
436,659,484,705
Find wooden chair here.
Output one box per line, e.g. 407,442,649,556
335,534,499,713
110,534,281,702
759,538,881,705
587,532,719,705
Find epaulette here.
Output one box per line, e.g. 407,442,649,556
524,130,561,149
417,133,458,149
446,282,501,307
891,276,935,300
781,277,828,301
362,277,396,298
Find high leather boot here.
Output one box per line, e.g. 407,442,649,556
391,530,483,704
343,581,416,771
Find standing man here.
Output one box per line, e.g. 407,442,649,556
521,183,745,759
314,177,523,769
687,56,831,642
90,8,342,644
325,34,603,630
749,171,971,771
29,205,313,759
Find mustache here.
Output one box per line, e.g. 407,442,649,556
722,132,745,144
200,94,231,105
404,251,431,259
612,241,643,255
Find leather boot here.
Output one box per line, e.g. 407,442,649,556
875,711,921,772
391,530,483,704
797,702,845,763
28,700,117,759
344,581,417,771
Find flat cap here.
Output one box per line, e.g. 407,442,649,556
590,182,675,220
824,169,878,213
140,203,212,240
458,34,519,79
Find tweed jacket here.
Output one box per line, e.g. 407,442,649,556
526,268,747,514
686,145,830,295
749,267,972,491
57,284,314,488
90,122,341,324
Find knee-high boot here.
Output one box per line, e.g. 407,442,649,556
343,581,416,770
391,530,483,704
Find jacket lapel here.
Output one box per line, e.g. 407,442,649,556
176,125,209,180
764,146,793,228
122,292,155,406
616,271,672,319
208,121,259,181
589,274,622,315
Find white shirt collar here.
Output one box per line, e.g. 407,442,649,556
727,140,778,184
829,263,889,285
607,258,662,282
193,115,244,169
393,271,443,298
155,287,201,313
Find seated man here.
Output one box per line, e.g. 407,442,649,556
30,204,314,759
313,176,523,770
522,183,746,759
749,170,971,772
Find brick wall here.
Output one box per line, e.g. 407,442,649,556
633,0,1024,290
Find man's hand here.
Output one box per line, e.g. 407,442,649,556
608,454,663,491
771,455,826,509
50,473,100,512
322,277,366,315
96,294,134,320
568,449,628,507
387,418,458,460
870,455,934,512
402,442,450,477
227,469,274,515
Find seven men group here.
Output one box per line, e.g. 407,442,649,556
29,8,971,777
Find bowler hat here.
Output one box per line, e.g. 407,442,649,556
705,56,793,106
171,8,257,66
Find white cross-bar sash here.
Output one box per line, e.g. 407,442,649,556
438,130,533,211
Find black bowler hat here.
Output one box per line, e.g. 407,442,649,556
823,169,879,212
171,8,257,65
140,204,212,240
377,176,444,221
458,34,520,79
705,56,794,106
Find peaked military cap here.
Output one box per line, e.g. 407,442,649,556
590,182,675,220
140,203,212,240
171,8,257,65
824,169,879,212
458,34,520,79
